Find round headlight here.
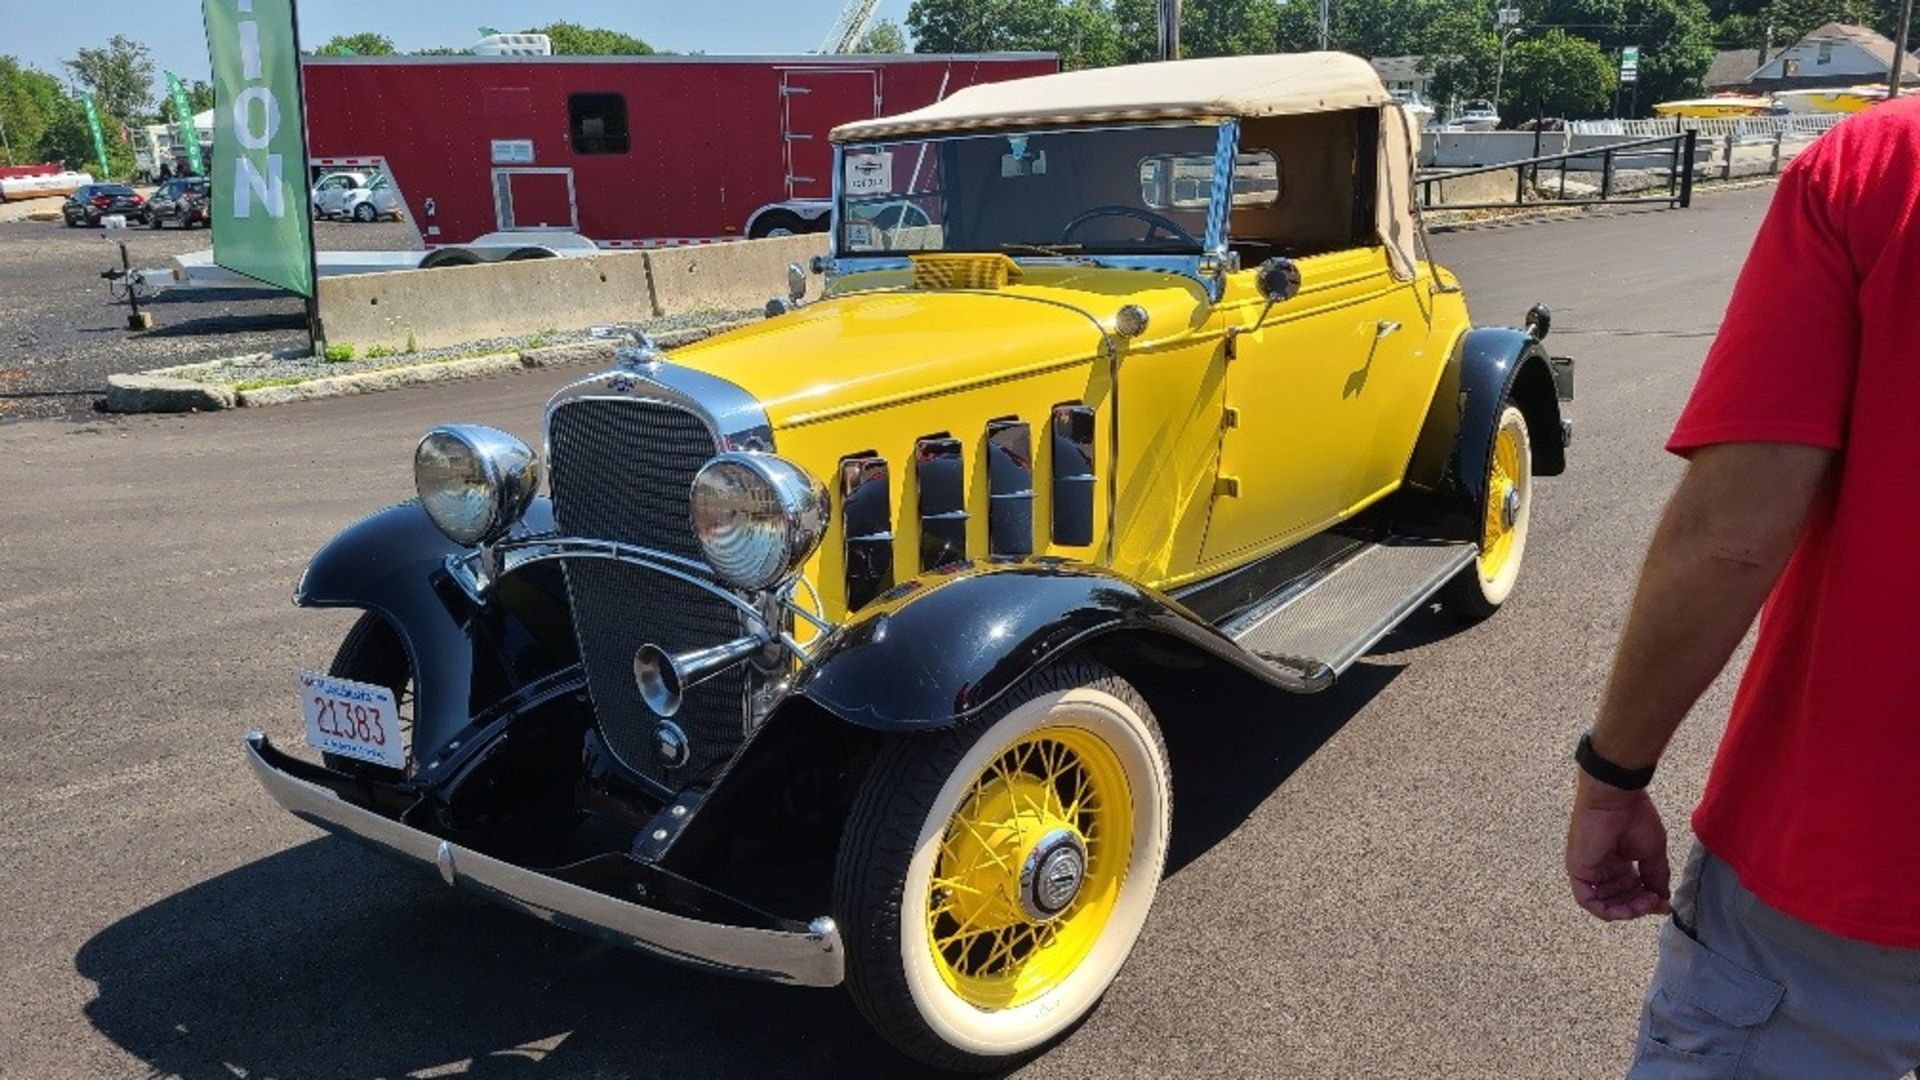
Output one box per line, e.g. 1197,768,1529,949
413,425,540,546
690,453,829,591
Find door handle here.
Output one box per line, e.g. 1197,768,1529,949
1375,320,1403,339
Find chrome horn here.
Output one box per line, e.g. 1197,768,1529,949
633,634,769,717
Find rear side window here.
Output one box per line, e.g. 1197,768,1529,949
569,92,629,154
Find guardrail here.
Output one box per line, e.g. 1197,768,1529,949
1418,130,1698,212
1566,114,1844,141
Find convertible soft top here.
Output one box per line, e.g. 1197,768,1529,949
830,52,1392,141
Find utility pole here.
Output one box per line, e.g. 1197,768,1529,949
1493,7,1523,110
1158,0,1182,61
0,105,12,166
1319,0,1331,50
1889,0,1915,99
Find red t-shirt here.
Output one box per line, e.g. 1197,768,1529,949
1673,98,1920,946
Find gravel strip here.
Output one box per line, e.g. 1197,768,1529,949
150,309,757,391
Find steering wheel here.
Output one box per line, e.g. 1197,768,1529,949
1060,205,1200,248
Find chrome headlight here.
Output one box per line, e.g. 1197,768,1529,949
413,425,540,546
690,453,829,591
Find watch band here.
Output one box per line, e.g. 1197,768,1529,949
1576,731,1657,790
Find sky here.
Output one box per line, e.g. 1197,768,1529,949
0,0,917,88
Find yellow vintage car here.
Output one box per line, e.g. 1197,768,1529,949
246,53,1571,1070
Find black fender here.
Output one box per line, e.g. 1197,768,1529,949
1390,326,1567,542
295,498,577,764
784,559,1298,731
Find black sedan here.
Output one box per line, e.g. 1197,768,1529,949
62,184,149,227
147,177,211,228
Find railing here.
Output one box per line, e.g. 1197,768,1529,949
1418,130,1698,212
1567,114,1844,141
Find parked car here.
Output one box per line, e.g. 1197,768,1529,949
339,172,402,222
147,176,211,228
245,52,1572,1071
309,170,371,218
61,183,148,226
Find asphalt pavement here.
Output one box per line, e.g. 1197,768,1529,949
0,187,1773,1079
0,219,416,421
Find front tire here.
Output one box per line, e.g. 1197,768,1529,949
352,201,377,223
1441,403,1533,620
834,661,1171,1071
322,612,414,781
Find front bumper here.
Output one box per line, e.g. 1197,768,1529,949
244,732,845,987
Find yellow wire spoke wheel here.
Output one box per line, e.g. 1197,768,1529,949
834,662,1171,1071
1444,403,1532,620
926,725,1132,1010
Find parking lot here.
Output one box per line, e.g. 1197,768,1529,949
0,185,1772,1077
0,217,413,421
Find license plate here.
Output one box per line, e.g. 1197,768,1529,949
299,671,406,770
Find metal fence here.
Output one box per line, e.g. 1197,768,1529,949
1566,114,1844,142
1418,130,1698,212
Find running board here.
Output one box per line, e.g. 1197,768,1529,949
1222,539,1477,693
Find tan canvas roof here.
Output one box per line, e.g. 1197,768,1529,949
832,52,1391,141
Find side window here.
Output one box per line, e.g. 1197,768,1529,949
569,93,630,154
1139,152,1280,210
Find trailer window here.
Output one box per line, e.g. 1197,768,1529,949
569,93,629,155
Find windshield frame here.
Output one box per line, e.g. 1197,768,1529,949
825,119,1238,298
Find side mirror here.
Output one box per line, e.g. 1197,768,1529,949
1226,257,1302,361
786,262,807,305
1256,256,1302,305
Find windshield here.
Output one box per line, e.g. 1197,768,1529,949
836,123,1221,258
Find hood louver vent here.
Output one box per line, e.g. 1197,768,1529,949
909,253,1024,291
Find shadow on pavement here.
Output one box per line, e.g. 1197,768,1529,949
140,313,309,338
76,610,1460,1079
76,839,928,1079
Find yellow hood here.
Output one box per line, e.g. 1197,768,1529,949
665,269,1205,429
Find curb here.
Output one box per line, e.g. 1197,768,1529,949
118,316,756,414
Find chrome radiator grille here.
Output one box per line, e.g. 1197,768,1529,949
547,397,745,787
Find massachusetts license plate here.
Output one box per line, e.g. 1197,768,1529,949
299,671,405,770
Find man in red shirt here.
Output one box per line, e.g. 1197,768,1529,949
1565,97,1920,1076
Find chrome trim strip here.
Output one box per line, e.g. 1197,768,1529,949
449,536,827,660
244,733,844,987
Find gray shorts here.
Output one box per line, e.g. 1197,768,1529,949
1630,842,1920,1078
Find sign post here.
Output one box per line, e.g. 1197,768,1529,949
79,93,111,179
201,0,320,344
164,71,206,176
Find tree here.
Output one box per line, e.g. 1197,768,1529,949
1501,28,1616,117
525,21,655,55
186,78,214,113
1181,0,1284,56
1534,0,1716,112
857,18,910,52
909,0,1118,66
63,35,154,126
315,33,399,57
0,57,67,164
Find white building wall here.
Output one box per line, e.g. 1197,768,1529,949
1753,39,1887,80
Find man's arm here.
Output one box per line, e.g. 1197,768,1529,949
1566,441,1833,921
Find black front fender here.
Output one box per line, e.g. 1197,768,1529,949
788,560,1295,730
296,499,575,764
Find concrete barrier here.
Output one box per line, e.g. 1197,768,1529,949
316,233,831,352
318,250,655,352
644,233,829,317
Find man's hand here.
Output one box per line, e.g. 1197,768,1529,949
1566,772,1672,921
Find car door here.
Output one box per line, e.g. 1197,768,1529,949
1197,247,1410,565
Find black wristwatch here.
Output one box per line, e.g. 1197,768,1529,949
1575,731,1657,790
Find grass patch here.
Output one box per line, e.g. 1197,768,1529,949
322,343,357,363
365,344,398,359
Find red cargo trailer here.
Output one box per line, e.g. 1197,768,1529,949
300,53,1058,253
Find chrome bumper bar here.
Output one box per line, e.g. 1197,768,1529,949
243,732,844,987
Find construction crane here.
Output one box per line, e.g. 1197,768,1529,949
820,0,882,53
